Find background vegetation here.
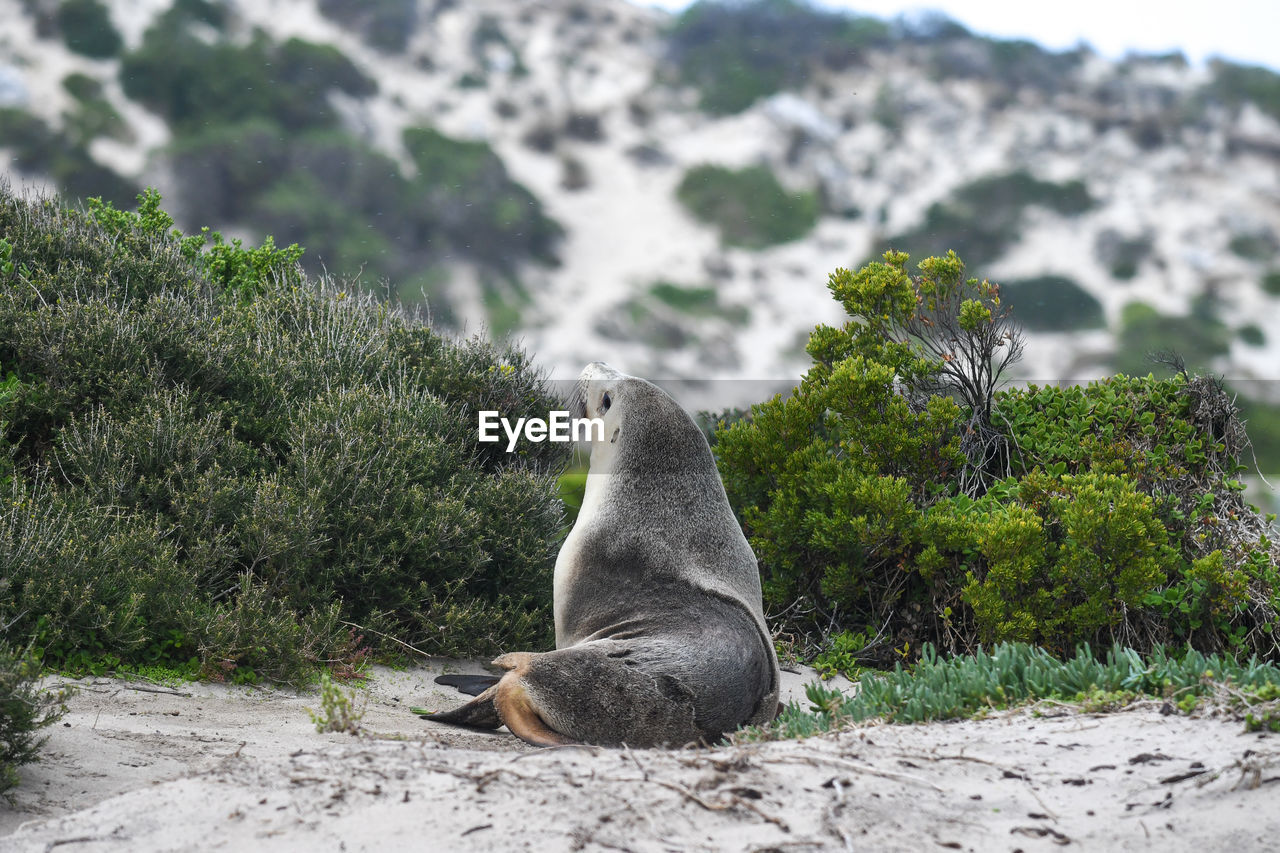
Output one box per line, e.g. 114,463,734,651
714,250,1279,668
0,641,71,796
877,170,1094,269
676,164,818,248
0,186,569,686
115,4,561,318
665,0,889,114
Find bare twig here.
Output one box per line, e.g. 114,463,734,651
776,752,945,792
339,621,434,659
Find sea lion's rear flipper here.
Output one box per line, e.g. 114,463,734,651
494,676,577,747
420,683,502,730
434,673,501,696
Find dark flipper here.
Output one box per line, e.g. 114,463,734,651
435,673,501,696
422,683,503,730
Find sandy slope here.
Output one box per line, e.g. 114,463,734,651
2,664,1276,852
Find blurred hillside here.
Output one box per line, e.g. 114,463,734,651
1,0,1278,478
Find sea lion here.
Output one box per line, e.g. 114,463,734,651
426,362,779,747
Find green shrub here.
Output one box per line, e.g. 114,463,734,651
1238,395,1280,477
1000,275,1103,331
159,121,559,313
676,164,818,248
665,0,889,115
309,671,365,734
1239,324,1266,347
716,252,1280,663
1113,300,1230,376
57,0,122,58
403,127,562,271
114,11,558,318
1228,232,1277,262
929,36,1085,95
879,170,1093,268
715,252,991,659
120,17,375,133
61,72,102,102
0,642,72,797
61,79,129,147
746,643,1280,739
0,186,569,682
648,281,750,324
958,472,1177,648
318,0,417,52
994,373,1277,653
1209,59,1280,122
1263,269,1280,296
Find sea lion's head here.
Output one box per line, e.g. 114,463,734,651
569,362,709,479
570,361,626,452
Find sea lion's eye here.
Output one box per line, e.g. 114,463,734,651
600,392,611,414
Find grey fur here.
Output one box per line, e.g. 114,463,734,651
432,363,779,747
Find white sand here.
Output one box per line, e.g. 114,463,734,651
2,664,1276,851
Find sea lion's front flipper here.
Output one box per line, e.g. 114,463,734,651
420,683,502,730
434,673,501,696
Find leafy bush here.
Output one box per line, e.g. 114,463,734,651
1228,231,1277,261
0,186,569,683
999,275,1103,331
955,472,1177,646
1,642,72,797
113,7,558,321
403,127,562,272
318,0,418,52
61,75,129,147
649,281,749,324
1238,396,1280,477
1239,324,1266,347
716,251,1279,666
120,13,375,134
665,0,889,115
309,672,365,734
1113,300,1230,376
160,121,560,318
928,36,1085,95
1209,59,1280,122
56,0,122,58
677,164,818,248
879,170,1093,268
1263,270,1280,296
744,642,1280,739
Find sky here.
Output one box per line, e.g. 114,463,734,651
638,0,1280,72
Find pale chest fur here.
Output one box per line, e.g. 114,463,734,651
553,469,609,647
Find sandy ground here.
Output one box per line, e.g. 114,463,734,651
2,663,1277,852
